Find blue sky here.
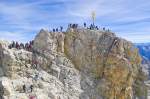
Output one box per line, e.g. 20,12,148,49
0,0,150,43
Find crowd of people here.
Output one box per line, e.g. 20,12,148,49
52,26,63,32
83,22,110,31
8,40,34,52
8,22,111,51
8,40,41,69
67,22,110,32
68,23,78,28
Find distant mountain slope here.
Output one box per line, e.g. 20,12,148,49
136,43,150,79
136,43,150,61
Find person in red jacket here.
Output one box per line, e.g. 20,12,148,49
15,42,19,49
29,96,36,99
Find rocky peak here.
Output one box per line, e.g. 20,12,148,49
33,29,54,52
64,28,146,99
0,28,147,99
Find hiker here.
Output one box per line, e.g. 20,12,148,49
25,43,29,50
53,29,55,32
29,41,32,46
75,24,78,28
29,95,36,99
60,26,63,32
72,24,75,28
30,85,33,92
34,74,39,81
8,44,12,49
29,40,34,46
12,41,15,48
95,26,99,30
56,28,58,32
23,84,26,93
28,59,31,64
90,24,93,30
15,42,20,49
70,24,72,28
20,43,24,49
32,60,38,69
84,22,86,27
103,27,105,31
28,44,32,51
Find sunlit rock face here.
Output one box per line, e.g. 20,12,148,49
64,28,146,99
0,28,146,99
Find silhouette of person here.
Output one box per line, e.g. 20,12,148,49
30,85,33,92
53,29,55,32
60,26,63,32
84,22,86,27
23,84,26,93
56,28,58,32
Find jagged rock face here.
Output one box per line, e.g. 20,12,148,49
33,29,65,53
64,28,145,99
33,29,57,52
27,29,82,99
0,28,146,99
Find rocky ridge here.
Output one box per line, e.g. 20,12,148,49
0,27,146,99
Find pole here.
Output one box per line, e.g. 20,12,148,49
91,11,96,26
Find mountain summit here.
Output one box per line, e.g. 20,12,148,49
0,27,146,99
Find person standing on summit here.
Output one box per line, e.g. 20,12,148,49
60,26,63,32
23,84,26,93
84,22,86,27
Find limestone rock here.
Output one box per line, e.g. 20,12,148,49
0,28,146,99
64,28,145,99
0,78,12,96
33,29,57,53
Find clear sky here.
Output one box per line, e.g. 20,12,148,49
0,0,150,43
